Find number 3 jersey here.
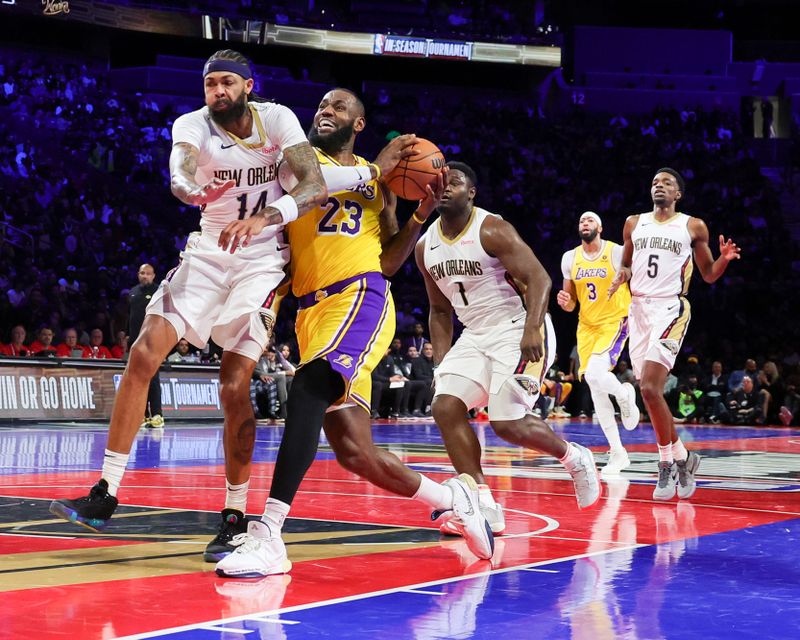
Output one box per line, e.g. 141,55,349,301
561,240,630,327
286,148,385,297
630,212,694,298
422,207,526,332
171,101,307,235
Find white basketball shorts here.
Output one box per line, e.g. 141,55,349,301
146,229,289,362
434,314,556,421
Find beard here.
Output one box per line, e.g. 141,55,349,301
308,122,355,155
209,91,248,126
580,228,599,243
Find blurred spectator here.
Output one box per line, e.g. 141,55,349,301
674,375,703,423
409,341,435,416
167,338,200,363
128,263,162,428
615,360,636,385
720,375,763,425
250,346,279,420
405,321,429,353
702,360,728,423
110,330,129,359
780,378,800,426
82,327,113,359
0,324,30,357
758,361,785,425
29,326,57,356
728,358,759,392
371,348,406,419
55,327,82,358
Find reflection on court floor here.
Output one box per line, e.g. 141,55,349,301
1,420,799,639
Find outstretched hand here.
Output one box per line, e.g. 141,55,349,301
719,235,741,261
374,134,419,177
415,167,449,221
185,178,235,206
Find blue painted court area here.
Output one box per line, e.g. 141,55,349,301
133,518,800,640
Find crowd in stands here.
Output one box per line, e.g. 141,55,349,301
1,47,798,426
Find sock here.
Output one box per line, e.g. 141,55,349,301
224,480,249,513
672,439,688,462
657,443,673,463
412,474,452,511
590,388,624,452
101,449,130,497
262,497,291,533
559,442,580,469
477,483,496,508
268,359,344,505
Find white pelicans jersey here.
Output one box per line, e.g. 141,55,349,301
171,101,307,234
630,212,694,298
422,207,526,332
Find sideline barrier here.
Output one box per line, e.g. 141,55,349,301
0,357,224,420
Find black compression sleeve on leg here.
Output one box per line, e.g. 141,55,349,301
268,358,344,505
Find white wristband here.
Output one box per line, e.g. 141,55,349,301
269,194,299,224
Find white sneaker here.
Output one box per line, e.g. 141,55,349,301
601,448,631,479
440,501,506,536
617,383,640,430
676,451,701,499
563,443,601,509
436,474,494,560
214,520,292,578
653,461,678,501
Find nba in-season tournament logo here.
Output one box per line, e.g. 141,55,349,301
42,0,70,16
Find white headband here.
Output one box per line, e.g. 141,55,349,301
580,211,602,227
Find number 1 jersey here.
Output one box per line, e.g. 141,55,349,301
422,207,526,332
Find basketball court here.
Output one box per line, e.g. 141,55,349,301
2,418,799,639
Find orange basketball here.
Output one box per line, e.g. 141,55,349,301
385,138,445,200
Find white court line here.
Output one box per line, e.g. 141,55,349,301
0,532,75,539
519,568,559,573
115,543,645,640
403,589,444,596
198,627,252,635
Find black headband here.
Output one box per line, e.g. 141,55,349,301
656,167,685,194
203,59,252,80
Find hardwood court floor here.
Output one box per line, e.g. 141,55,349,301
1,419,799,639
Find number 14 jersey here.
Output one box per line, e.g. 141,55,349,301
630,212,693,298
422,207,526,332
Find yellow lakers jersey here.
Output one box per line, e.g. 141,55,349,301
569,240,631,326
287,148,385,297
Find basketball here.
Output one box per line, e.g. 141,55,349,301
385,138,445,200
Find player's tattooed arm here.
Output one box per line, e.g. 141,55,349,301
219,142,327,252
260,141,327,224
170,142,235,206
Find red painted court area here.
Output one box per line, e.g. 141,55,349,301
1,422,799,639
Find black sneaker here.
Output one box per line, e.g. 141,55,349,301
204,508,248,562
49,479,119,532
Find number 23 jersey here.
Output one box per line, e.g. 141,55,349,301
422,207,526,332
630,212,694,298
